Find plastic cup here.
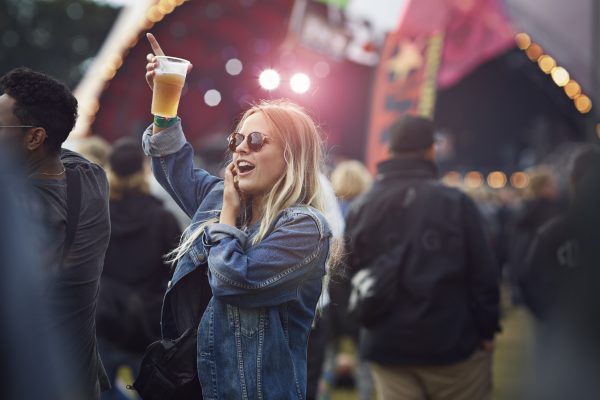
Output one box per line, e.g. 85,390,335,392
151,56,190,118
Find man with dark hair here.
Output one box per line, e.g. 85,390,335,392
345,115,500,400
0,67,111,399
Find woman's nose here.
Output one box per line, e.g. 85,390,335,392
235,136,250,153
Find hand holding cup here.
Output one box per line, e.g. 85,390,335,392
145,33,193,118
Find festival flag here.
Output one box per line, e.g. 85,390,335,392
365,0,515,171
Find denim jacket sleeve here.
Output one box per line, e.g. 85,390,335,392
204,210,329,307
142,120,221,218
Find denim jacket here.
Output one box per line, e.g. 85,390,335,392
142,121,331,399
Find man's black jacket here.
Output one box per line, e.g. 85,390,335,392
345,156,500,366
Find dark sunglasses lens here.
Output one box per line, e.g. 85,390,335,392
228,133,242,152
247,132,264,151
228,132,264,152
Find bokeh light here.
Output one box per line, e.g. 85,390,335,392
204,89,222,107
537,55,556,74
574,94,592,113
290,73,311,94
525,44,543,61
313,61,331,78
442,171,461,187
551,67,570,87
258,69,280,91
487,171,507,189
510,172,529,189
564,80,582,99
515,33,531,50
225,58,243,76
464,171,483,188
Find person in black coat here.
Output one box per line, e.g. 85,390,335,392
97,137,181,400
345,116,500,400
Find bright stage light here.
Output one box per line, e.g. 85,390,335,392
259,69,280,91
290,73,311,94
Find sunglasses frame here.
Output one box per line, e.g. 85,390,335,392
227,131,268,153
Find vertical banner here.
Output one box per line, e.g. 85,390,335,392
364,0,515,172
365,32,443,172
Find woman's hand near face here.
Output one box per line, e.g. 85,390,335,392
220,162,242,226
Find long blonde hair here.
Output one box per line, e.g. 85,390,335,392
168,99,329,263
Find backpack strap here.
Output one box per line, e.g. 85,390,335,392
62,167,81,264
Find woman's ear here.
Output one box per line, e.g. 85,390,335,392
24,127,47,151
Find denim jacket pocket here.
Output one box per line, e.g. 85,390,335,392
227,304,267,338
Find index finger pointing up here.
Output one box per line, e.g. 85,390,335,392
146,32,165,56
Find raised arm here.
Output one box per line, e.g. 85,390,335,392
142,33,219,216
142,123,220,218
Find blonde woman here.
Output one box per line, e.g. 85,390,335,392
143,35,332,399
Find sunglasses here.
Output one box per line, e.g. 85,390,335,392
227,131,269,152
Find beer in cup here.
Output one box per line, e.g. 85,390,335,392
151,56,190,118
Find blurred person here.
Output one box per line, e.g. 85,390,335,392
0,148,71,400
492,187,519,273
78,135,112,169
520,147,600,320
142,34,337,399
519,146,600,399
329,159,375,400
96,137,181,400
306,173,345,400
345,116,500,400
506,165,562,303
330,159,373,217
0,68,111,398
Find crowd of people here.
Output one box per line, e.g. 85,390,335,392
1,32,600,400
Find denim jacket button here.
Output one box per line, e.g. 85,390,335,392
167,280,172,289
198,253,206,263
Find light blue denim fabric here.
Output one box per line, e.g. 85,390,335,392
142,121,330,399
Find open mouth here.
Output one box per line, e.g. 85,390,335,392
236,160,256,174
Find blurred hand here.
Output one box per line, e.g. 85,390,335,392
220,162,243,226
481,340,494,352
145,32,192,90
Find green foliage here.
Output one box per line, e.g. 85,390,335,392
0,0,120,88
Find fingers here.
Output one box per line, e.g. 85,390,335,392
146,33,165,56
145,71,155,89
146,56,156,71
224,162,241,190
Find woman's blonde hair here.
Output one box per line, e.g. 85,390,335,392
330,160,373,201
168,99,333,263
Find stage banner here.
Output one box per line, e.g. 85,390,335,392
365,31,443,172
364,0,515,171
